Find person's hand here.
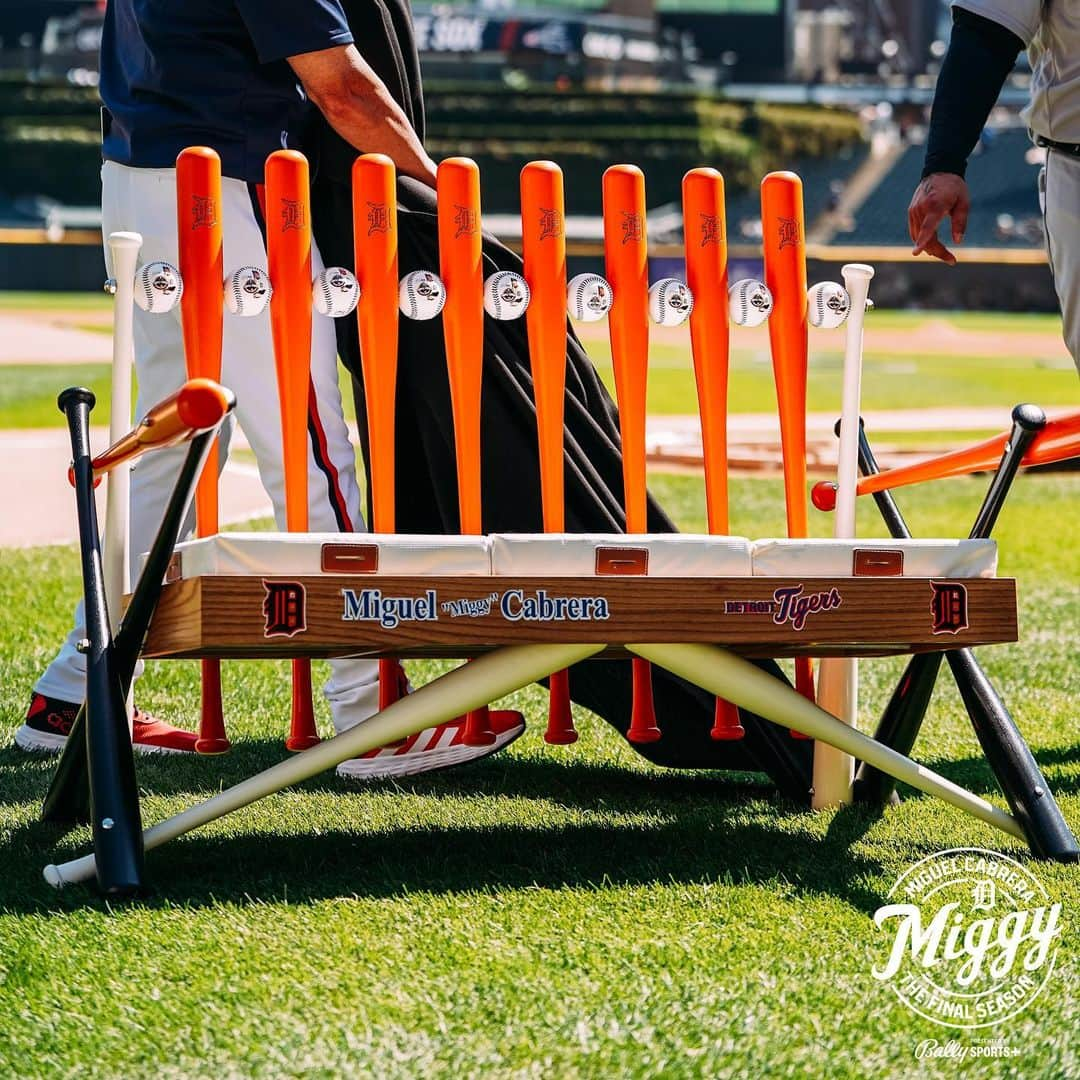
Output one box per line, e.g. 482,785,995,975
908,172,971,265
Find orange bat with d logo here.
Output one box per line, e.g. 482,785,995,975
761,170,815,705
353,153,404,711
683,167,743,741
521,160,576,744
603,164,660,744
176,146,228,753
266,149,319,751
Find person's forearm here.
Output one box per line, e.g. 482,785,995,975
305,53,435,185
923,9,1024,178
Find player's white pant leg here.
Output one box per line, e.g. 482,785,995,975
35,163,205,703
38,165,379,731
218,178,379,733
1042,150,1080,374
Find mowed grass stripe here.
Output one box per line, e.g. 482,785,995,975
0,472,1077,1077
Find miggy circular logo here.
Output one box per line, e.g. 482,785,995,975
871,849,1062,1029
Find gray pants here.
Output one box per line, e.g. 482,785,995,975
1041,149,1080,374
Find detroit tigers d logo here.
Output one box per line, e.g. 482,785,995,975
263,580,307,638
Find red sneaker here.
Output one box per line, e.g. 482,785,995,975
336,708,525,781
15,692,198,755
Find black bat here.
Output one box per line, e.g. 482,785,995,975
54,388,143,894
43,391,233,846
852,409,1078,862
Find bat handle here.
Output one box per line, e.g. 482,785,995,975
463,704,496,747
378,658,404,712
790,657,815,736
627,658,660,743
286,659,320,751
969,403,1046,540
710,696,745,741
852,418,912,540
544,669,578,745
196,659,230,754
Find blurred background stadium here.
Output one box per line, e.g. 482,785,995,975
0,0,1051,308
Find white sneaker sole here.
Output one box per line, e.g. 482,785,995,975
13,724,191,756
336,722,524,781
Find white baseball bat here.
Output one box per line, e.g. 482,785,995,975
812,262,874,809
103,232,141,634
631,643,1022,841
43,642,604,888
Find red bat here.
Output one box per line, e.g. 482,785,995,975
812,409,1080,510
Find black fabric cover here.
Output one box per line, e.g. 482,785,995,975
307,0,814,800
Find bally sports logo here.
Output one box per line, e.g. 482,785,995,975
725,584,842,631
341,588,611,628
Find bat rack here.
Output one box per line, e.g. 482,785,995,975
41,395,1078,897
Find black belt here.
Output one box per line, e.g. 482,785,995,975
1035,135,1080,160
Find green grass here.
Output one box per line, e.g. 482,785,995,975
0,291,112,313
2,347,1074,433
585,345,1078,414
0,364,114,428
1,472,1077,1078
1,300,1075,427
0,364,362,430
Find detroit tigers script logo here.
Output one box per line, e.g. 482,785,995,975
724,585,842,631
778,216,800,249
621,210,643,245
698,212,722,247
280,199,305,232
366,201,390,235
454,204,478,238
538,207,562,241
190,195,218,231
263,580,307,638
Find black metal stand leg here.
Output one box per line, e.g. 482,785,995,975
948,650,1078,861
55,388,143,894
852,414,1078,861
43,425,221,827
852,652,943,807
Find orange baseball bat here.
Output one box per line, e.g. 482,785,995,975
521,160,576,745
812,409,1080,510
176,147,228,753
78,379,234,484
761,171,814,706
265,149,319,752
603,163,659,744
352,153,404,712
437,157,495,746
683,167,743,741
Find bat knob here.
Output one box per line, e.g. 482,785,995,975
832,417,864,440
1012,403,1047,433
811,481,838,512
57,387,96,414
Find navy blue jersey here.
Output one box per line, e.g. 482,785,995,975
100,0,353,181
